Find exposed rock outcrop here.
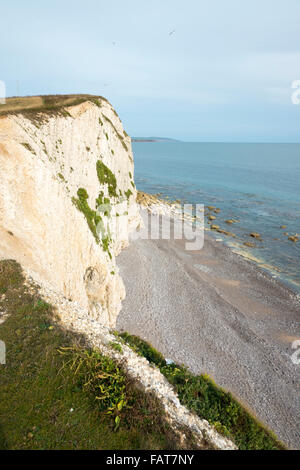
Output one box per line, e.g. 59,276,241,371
0,96,140,327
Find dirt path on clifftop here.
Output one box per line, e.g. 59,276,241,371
117,218,300,449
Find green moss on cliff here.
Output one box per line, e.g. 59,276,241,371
102,114,129,152
89,97,102,108
57,173,66,182
120,140,129,152
21,143,36,155
95,191,110,209
72,188,101,243
124,189,133,200
73,161,119,257
96,160,118,198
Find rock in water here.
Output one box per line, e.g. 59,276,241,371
250,232,261,239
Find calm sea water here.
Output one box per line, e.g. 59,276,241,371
132,142,300,293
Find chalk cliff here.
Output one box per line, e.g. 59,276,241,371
0,96,140,327
0,96,238,450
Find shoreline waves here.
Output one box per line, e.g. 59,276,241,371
132,142,300,295
136,191,300,298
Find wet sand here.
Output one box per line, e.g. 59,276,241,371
117,212,300,449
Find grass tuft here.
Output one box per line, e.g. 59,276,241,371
109,342,123,353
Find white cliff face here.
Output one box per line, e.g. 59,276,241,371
0,98,140,327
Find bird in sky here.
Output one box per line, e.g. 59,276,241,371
169,30,175,36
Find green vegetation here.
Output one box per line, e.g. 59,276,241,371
102,114,129,151
124,189,133,200
118,332,285,451
21,142,36,155
102,114,118,132
95,191,111,209
61,348,126,418
40,140,48,157
109,341,123,353
120,140,129,152
73,159,121,257
119,332,166,368
0,260,187,450
89,97,102,108
62,110,72,118
73,187,112,257
102,236,112,258
72,188,101,243
96,160,118,198
58,173,66,182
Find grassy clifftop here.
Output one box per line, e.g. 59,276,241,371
0,94,109,117
0,260,191,450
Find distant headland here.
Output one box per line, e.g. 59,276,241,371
131,136,181,142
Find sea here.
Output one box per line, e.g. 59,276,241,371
132,142,300,294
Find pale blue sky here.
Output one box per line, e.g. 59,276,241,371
1,0,300,141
